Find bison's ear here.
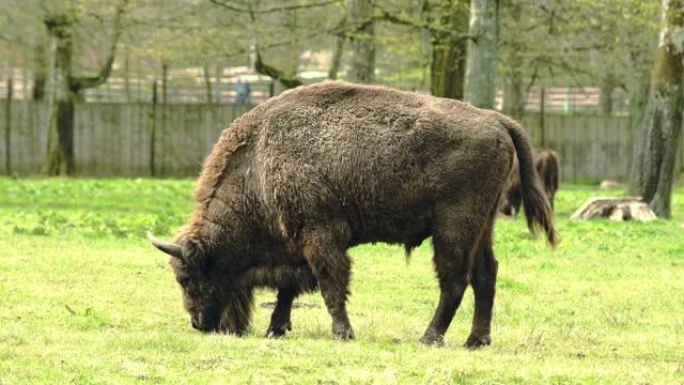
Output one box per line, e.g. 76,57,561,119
147,232,184,261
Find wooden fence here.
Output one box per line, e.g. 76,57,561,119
1,101,683,181
0,102,253,177
521,113,637,182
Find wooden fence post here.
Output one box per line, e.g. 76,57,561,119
540,87,546,148
161,63,168,104
4,75,12,175
149,81,157,177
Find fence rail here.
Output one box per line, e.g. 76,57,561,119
1,101,682,181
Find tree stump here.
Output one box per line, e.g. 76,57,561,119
571,197,657,222
599,180,621,189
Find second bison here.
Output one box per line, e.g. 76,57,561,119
500,149,560,217
148,81,556,348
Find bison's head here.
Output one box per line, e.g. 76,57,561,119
147,232,227,333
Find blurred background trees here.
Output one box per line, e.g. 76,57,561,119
0,0,663,106
2,0,682,216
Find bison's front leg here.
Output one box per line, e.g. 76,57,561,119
219,287,254,336
302,231,354,340
266,287,297,338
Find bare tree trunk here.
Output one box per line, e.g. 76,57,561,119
137,59,143,101
463,0,499,109
627,70,651,194
21,66,28,100
215,64,223,103
430,0,469,99
598,73,617,115
32,41,47,101
124,46,132,102
328,32,346,80
202,64,213,104
161,61,169,104
43,15,76,176
4,76,12,175
347,0,375,83
418,0,433,87
502,70,525,120
284,9,301,78
629,0,684,218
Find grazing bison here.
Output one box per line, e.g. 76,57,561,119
500,149,560,217
148,81,556,347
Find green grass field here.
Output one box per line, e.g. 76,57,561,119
1,178,683,384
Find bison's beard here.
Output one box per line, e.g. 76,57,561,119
218,287,254,335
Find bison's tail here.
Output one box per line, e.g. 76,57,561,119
500,116,558,247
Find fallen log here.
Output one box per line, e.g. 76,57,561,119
571,197,657,222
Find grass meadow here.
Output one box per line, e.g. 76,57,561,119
1,178,683,384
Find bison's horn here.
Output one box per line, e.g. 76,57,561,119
147,231,183,260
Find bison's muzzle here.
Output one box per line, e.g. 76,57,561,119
191,311,222,333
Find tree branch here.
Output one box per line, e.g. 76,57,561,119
254,52,303,88
239,2,304,89
69,0,128,90
535,56,593,90
525,62,540,95
208,0,341,14
371,8,474,42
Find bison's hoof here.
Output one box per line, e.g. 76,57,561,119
333,325,355,341
464,334,491,349
419,330,445,346
266,321,292,339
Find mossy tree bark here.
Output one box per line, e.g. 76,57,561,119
627,70,651,192
500,0,524,120
629,0,684,218
429,0,469,99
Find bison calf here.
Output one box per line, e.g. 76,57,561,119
148,81,556,347
500,149,560,217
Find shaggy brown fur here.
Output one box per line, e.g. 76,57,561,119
148,81,556,347
500,149,560,217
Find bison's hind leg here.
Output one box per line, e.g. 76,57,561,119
420,199,495,346
465,217,498,349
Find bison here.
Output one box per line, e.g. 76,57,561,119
500,149,560,217
148,81,556,348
